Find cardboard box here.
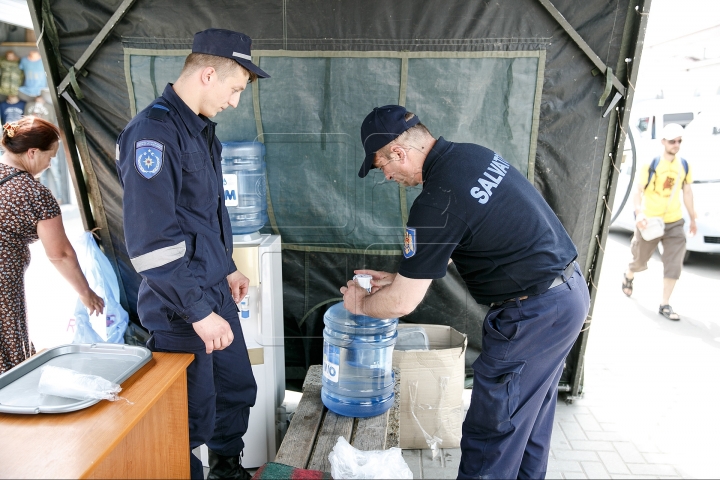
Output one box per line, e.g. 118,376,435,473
392,324,467,449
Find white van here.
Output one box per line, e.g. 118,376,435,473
630,96,720,142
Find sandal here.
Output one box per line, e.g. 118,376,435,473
659,304,680,321
622,274,634,297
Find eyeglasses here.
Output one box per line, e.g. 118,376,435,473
666,139,682,145
374,158,397,170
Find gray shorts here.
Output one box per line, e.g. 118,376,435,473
628,219,686,279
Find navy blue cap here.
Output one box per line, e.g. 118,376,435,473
192,28,270,79
359,105,420,178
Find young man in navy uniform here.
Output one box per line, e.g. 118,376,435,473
342,105,590,479
116,29,270,480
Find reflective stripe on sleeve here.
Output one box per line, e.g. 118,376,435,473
130,241,186,273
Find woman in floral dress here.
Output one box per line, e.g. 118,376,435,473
0,116,104,374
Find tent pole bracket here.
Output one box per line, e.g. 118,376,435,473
56,0,138,99
537,0,628,104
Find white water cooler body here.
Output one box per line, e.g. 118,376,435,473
200,234,284,469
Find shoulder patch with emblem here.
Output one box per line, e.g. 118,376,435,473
135,139,164,179
403,228,416,258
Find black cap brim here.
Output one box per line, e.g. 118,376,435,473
234,59,270,79
358,152,376,178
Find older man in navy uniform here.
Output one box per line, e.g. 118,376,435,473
342,106,590,479
116,29,269,480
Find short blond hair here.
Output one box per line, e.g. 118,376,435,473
181,53,257,83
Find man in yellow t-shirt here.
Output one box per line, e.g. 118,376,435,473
621,123,697,320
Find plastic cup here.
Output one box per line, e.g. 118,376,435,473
353,274,372,293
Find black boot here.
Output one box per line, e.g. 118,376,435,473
207,449,252,480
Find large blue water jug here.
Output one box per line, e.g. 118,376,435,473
221,142,269,235
321,302,398,418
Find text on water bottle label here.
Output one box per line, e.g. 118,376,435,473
322,344,340,383
223,173,239,207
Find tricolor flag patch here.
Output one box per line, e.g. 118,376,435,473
403,228,417,258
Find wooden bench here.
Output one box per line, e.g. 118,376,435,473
274,365,400,473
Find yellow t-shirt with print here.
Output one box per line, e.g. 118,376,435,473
637,156,692,223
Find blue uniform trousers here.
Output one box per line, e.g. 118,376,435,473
146,282,257,480
458,263,589,479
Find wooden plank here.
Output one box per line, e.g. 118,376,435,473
274,384,324,468
307,410,354,472
352,410,389,451
349,368,401,451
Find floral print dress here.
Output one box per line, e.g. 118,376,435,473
0,163,61,374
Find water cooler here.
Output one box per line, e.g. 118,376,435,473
232,234,285,468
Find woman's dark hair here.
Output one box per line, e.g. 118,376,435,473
2,116,60,154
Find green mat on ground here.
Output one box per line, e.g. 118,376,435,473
252,462,331,480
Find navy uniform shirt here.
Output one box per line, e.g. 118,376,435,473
116,83,236,330
398,137,577,305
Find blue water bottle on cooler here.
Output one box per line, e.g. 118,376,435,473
221,142,268,235
321,302,398,417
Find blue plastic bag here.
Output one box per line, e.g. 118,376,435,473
72,231,128,344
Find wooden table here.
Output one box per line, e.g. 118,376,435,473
0,352,194,479
274,365,400,473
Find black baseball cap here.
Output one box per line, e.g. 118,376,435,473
358,105,419,178
192,28,270,79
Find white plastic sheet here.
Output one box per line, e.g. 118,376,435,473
328,436,413,479
37,365,122,401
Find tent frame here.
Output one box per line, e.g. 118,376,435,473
27,0,651,399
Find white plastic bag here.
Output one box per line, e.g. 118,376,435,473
640,216,665,241
72,231,128,344
328,436,413,479
37,365,122,401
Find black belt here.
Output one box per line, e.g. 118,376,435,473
490,262,576,308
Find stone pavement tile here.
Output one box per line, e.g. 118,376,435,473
597,451,631,475
610,475,652,479
630,436,661,454
547,459,583,472
583,407,617,423
559,421,589,440
556,404,591,415
610,475,682,479
441,448,461,472
420,447,445,468
586,430,628,442
641,452,673,464
546,470,563,479
422,466,459,479
613,442,646,464
552,450,600,462
563,472,589,479
627,463,679,476
581,461,611,479
401,449,422,479
600,422,622,432
569,440,615,451
550,424,572,450
574,413,603,432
